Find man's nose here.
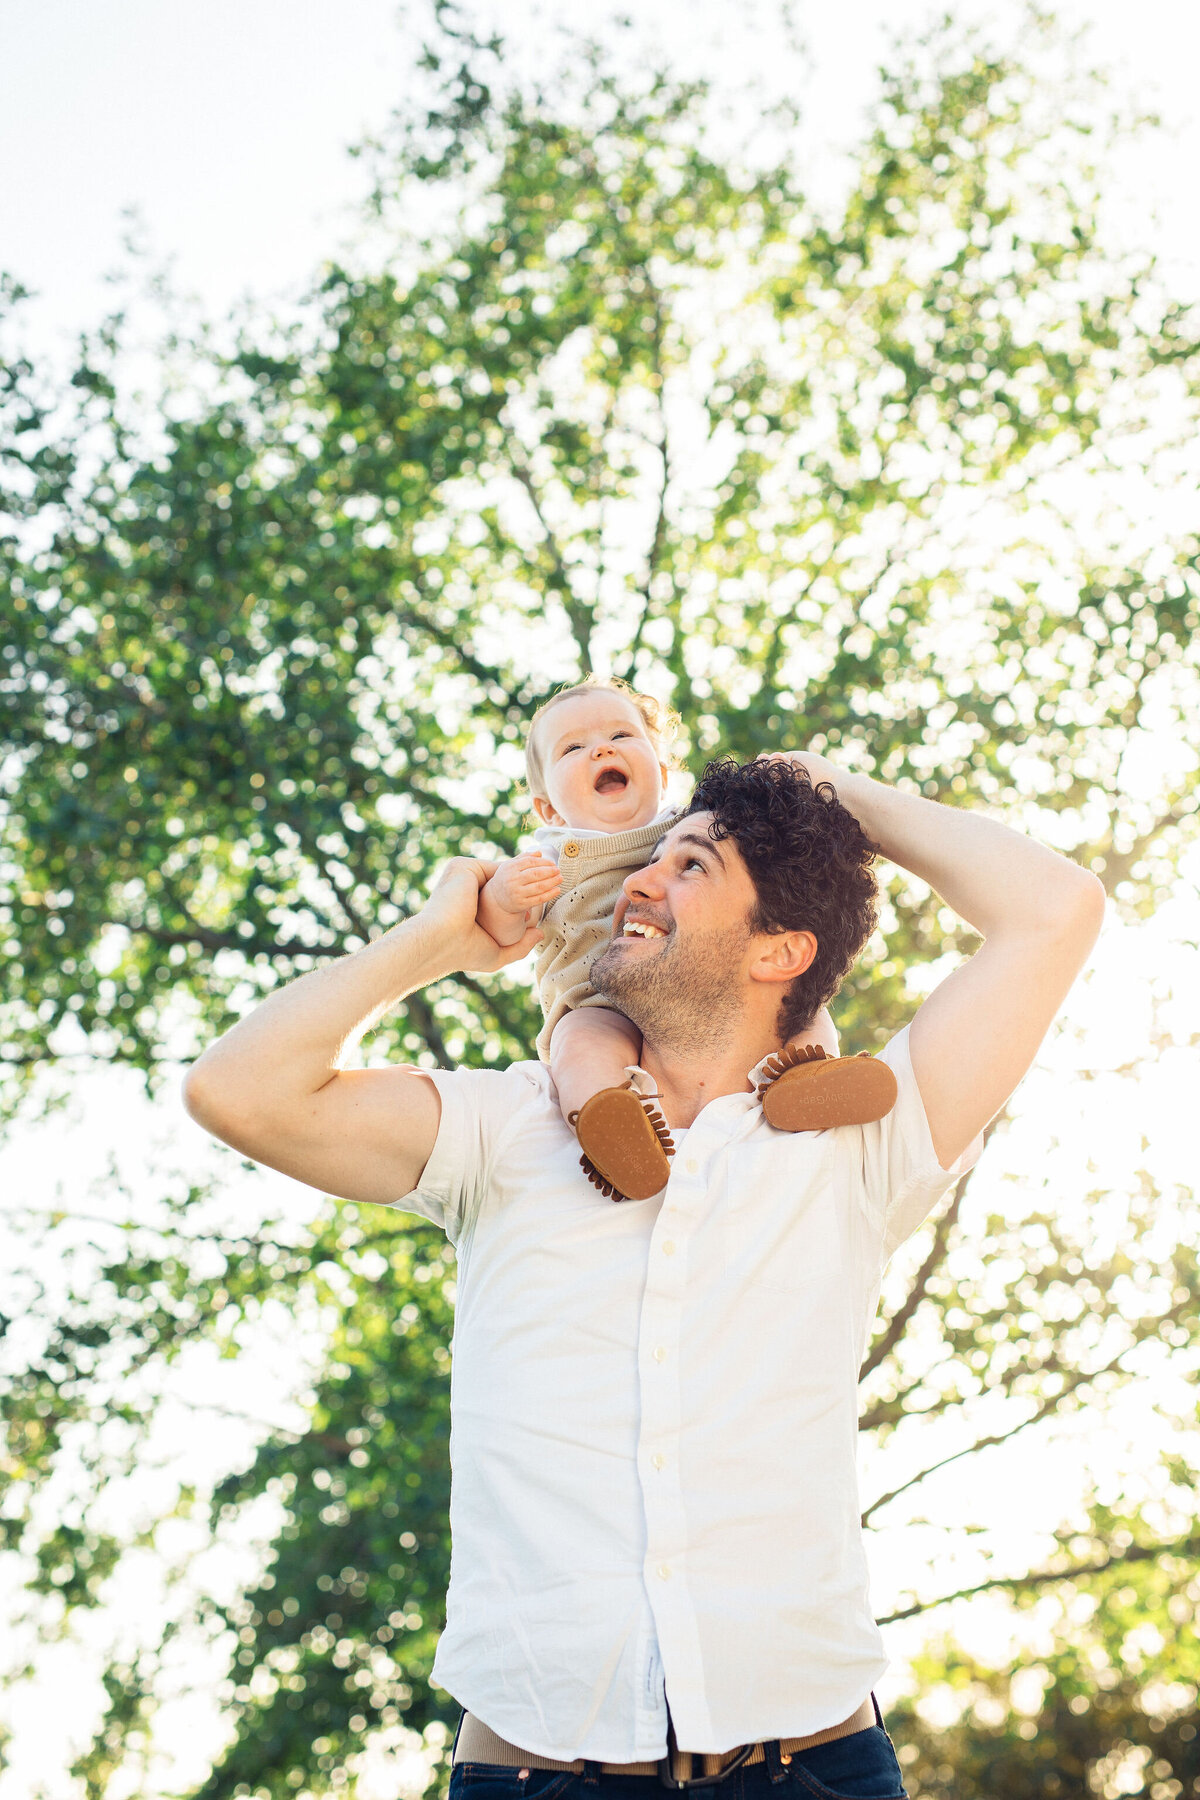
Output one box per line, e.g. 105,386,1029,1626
624,861,664,901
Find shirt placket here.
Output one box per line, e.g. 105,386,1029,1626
635,1123,715,1751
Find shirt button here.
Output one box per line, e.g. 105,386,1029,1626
662,1240,676,1256
562,841,580,858
653,1345,668,1363
685,1157,698,1175
651,1453,665,1470
656,1564,671,1581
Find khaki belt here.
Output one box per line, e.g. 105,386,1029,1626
454,1697,876,1778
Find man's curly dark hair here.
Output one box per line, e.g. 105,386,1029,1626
684,757,880,1041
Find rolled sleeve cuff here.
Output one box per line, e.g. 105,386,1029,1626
875,1026,984,1260
390,1068,470,1241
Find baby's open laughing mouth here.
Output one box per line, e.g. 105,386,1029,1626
594,767,628,794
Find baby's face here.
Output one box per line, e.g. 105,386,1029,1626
532,692,668,833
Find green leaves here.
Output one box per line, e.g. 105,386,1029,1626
3,7,1200,1796
194,1217,457,1800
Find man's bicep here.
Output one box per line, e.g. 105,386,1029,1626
214,1066,443,1207
908,916,1097,1168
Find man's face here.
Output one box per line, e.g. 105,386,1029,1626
591,812,762,1050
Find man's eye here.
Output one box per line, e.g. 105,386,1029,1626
685,857,705,872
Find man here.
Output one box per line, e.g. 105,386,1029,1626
183,750,1104,1800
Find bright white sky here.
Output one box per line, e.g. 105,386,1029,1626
2,2,1200,1796
4,0,1200,350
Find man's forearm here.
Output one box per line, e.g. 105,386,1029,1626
836,772,1100,940
184,910,457,1117
772,754,1105,1167
181,856,541,1200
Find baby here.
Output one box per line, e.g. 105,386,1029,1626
475,676,894,1202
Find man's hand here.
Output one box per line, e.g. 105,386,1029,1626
474,852,563,949
757,748,1104,1167
756,748,862,804
183,855,545,1206
427,855,548,968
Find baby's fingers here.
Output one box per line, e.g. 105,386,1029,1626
511,871,562,899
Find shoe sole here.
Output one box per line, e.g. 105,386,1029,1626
575,1088,674,1201
761,1055,898,1131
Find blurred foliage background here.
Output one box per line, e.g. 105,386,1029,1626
2,4,1200,1796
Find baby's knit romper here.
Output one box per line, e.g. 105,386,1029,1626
531,809,681,1062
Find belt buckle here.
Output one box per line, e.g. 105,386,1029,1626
657,1717,755,1792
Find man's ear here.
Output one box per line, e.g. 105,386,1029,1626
750,929,818,987
532,794,563,826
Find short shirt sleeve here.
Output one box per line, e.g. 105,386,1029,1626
855,1024,983,1265
389,1062,542,1245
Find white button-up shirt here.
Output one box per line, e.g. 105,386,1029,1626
395,1026,978,1762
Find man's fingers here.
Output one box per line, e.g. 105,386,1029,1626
436,854,500,893
493,925,544,965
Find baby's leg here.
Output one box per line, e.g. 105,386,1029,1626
549,1006,643,1132
551,1006,672,1203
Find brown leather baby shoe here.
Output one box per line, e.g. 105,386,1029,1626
569,1081,675,1202
756,1042,898,1130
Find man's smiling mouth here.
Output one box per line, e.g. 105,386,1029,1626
622,919,667,939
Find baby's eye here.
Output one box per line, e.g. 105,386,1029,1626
560,743,582,755
613,730,631,739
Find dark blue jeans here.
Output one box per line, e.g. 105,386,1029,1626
449,1724,907,1800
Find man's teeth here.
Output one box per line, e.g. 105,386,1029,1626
623,921,666,939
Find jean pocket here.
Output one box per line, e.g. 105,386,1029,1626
451,1766,575,1800
786,1726,907,1800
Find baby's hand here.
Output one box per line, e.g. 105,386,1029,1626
476,853,563,949
485,852,563,920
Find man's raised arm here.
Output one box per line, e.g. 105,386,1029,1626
181,859,542,1206
776,753,1106,1169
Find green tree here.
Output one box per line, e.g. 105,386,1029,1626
2,8,1199,1796
889,1520,1200,1797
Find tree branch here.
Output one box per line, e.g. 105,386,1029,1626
311,850,373,943
863,1364,1101,1525
397,579,504,693
860,1170,970,1381
507,450,594,671
172,1397,310,1442
400,988,451,1067
1087,791,1198,896
114,915,325,961
863,1282,1200,1521
625,297,672,674
877,1534,1200,1625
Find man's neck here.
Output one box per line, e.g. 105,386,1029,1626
639,1028,781,1129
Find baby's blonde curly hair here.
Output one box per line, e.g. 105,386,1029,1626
524,675,683,800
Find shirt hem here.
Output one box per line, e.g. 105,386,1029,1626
433,1671,887,1764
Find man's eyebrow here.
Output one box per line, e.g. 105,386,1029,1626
652,830,725,868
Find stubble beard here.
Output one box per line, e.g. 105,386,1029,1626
592,919,752,1056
